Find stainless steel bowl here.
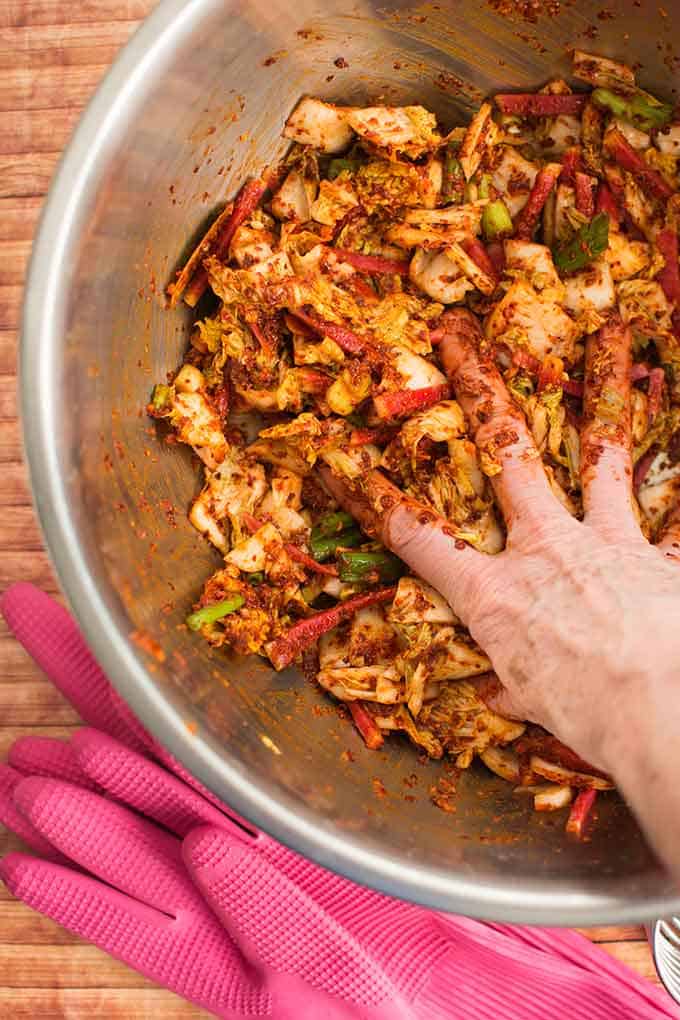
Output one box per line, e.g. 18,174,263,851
21,0,680,924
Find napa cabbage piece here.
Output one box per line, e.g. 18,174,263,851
189,447,267,552
346,105,440,159
283,97,355,153
485,280,581,363
419,680,525,768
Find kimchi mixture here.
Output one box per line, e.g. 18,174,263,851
151,49,680,836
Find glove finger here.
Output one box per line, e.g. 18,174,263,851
9,736,98,790
13,776,191,917
72,728,253,840
0,852,263,1017
0,764,65,860
184,825,397,1009
0,584,147,754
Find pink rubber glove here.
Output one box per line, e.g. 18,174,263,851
0,583,678,1019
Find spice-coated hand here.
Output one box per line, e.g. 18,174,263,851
323,308,680,879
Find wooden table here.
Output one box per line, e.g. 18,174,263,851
0,0,665,1015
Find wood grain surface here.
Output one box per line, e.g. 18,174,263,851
0,0,666,1015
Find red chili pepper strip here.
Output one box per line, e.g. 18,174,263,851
566,788,597,839
634,447,657,491
494,93,587,117
290,310,368,355
607,129,674,200
630,362,651,382
242,512,264,534
514,164,561,240
285,544,338,577
562,378,584,398
269,586,398,670
648,367,665,422
559,147,584,184
348,701,384,750
461,237,500,282
333,248,410,276
485,240,506,277
656,227,680,305
595,183,622,228
373,384,451,420
574,172,595,219
183,179,267,307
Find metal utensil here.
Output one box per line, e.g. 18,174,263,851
20,0,680,924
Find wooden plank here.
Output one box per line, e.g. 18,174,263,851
0,680,79,725
0,635,58,679
0,550,59,594
0,944,152,988
0,153,60,200
0,286,23,329
0,198,42,241
0,65,110,111
0,107,80,156
0,988,208,1018
0,462,33,506
0,373,18,417
0,240,31,286
578,925,647,943
0,1,152,28
0,506,44,548
0,902,83,944
599,940,661,985
0,419,23,460
0,22,138,69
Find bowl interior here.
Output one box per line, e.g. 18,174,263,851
22,0,680,922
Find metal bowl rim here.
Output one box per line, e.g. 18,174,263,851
19,0,680,925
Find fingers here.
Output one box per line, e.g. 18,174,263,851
184,825,397,1005
70,728,254,840
581,315,637,538
438,308,559,530
0,764,64,860
9,736,98,790
13,776,187,916
320,465,494,626
0,584,147,754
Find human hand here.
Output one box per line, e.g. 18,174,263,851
322,309,680,861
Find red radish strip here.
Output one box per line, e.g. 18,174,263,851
559,147,584,184
333,248,409,275
595,183,622,228
373,384,451,420
634,448,657,491
512,349,541,373
648,367,665,422
349,277,380,304
494,93,587,116
486,240,506,277
350,426,398,447
268,586,397,670
348,701,384,750
290,310,368,355
574,172,595,219
514,164,561,240
461,237,500,282
656,227,680,305
607,129,674,200
566,788,597,839
183,179,266,306
242,512,264,534
286,544,338,577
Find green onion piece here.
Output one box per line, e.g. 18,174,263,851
311,511,356,539
328,158,362,180
337,550,406,585
150,383,173,413
482,199,513,240
478,173,492,200
309,528,364,563
442,144,464,204
592,87,672,132
553,212,610,274
248,572,265,585
186,595,245,631
595,385,625,425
